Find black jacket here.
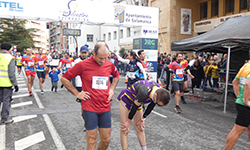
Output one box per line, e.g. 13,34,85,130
190,65,204,81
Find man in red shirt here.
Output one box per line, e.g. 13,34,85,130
35,48,48,94
59,52,74,88
21,48,36,96
168,52,193,113
60,42,119,150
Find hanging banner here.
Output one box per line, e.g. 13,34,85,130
0,0,158,27
181,8,192,35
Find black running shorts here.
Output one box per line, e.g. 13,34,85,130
36,71,46,79
235,103,250,127
172,81,184,93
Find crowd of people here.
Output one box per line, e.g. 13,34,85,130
0,41,249,150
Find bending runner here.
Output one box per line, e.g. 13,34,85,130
15,52,22,76
35,48,48,95
61,42,119,150
117,80,170,150
115,50,147,87
21,48,36,96
167,52,193,113
224,61,250,150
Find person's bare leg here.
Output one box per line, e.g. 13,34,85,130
39,78,43,90
18,68,21,74
27,76,32,91
86,129,97,150
119,102,129,149
98,128,111,150
175,90,181,106
248,125,250,141
30,76,35,89
134,110,146,148
224,124,246,150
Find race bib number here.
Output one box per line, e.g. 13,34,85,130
18,60,21,63
240,77,246,88
127,72,136,79
28,62,34,66
92,76,108,89
38,61,44,65
176,69,183,75
66,63,71,68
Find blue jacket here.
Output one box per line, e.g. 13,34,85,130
49,70,61,82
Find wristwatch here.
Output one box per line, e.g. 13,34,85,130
141,116,146,122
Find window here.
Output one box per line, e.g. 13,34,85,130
87,34,93,42
103,34,106,41
120,29,123,39
240,0,248,11
108,33,111,41
114,31,117,40
225,0,234,14
200,2,207,19
127,28,131,37
211,0,219,17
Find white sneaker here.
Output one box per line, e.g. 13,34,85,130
41,90,44,95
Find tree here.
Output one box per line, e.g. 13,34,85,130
119,48,125,56
0,18,35,53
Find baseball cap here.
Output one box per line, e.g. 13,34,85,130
80,45,88,53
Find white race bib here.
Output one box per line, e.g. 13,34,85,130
92,76,108,89
28,62,34,66
127,72,136,79
66,63,71,68
18,60,21,62
176,69,183,75
240,77,246,88
38,61,44,65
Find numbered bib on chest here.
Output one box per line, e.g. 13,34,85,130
66,63,71,68
176,69,183,75
127,72,136,79
28,62,34,66
18,60,21,63
39,61,44,65
92,76,108,89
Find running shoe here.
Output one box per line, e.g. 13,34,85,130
181,97,187,104
61,84,64,88
41,90,44,95
51,87,53,91
29,91,33,96
174,106,182,114
45,75,48,78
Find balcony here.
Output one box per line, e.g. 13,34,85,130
34,43,42,48
50,39,55,44
33,38,42,42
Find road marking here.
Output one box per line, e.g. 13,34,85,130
152,110,167,118
11,101,33,108
13,115,37,123
33,92,66,150
12,93,29,99
18,84,27,87
17,81,25,83
18,88,28,91
14,131,45,150
0,124,6,150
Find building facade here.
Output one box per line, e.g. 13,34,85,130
149,0,250,54
25,20,49,53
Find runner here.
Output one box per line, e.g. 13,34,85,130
21,48,36,96
58,51,74,88
108,51,115,84
115,50,147,87
15,52,22,76
167,52,194,113
117,80,171,150
138,50,151,80
224,61,250,150
35,48,48,95
60,42,119,150
45,50,52,78
180,55,190,104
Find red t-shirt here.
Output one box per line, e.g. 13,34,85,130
21,54,36,71
61,58,74,73
62,57,120,113
168,60,189,81
35,54,48,71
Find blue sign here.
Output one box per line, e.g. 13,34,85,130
0,1,23,12
147,61,157,72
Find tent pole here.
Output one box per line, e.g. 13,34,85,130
223,46,231,113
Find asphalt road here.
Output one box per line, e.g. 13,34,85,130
1,70,249,150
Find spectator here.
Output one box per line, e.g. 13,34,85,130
201,62,212,89
190,60,204,93
189,55,197,67
210,62,219,90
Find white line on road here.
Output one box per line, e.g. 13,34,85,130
0,124,6,150
18,88,28,91
12,93,29,99
14,131,45,150
17,81,25,83
13,115,37,123
18,84,27,87
152,110,167,118
11,101,33,108
33,92,66,150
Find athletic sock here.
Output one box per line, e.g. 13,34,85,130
176,105,179,108
141,145,147,150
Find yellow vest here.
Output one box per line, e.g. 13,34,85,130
0,50,13,87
